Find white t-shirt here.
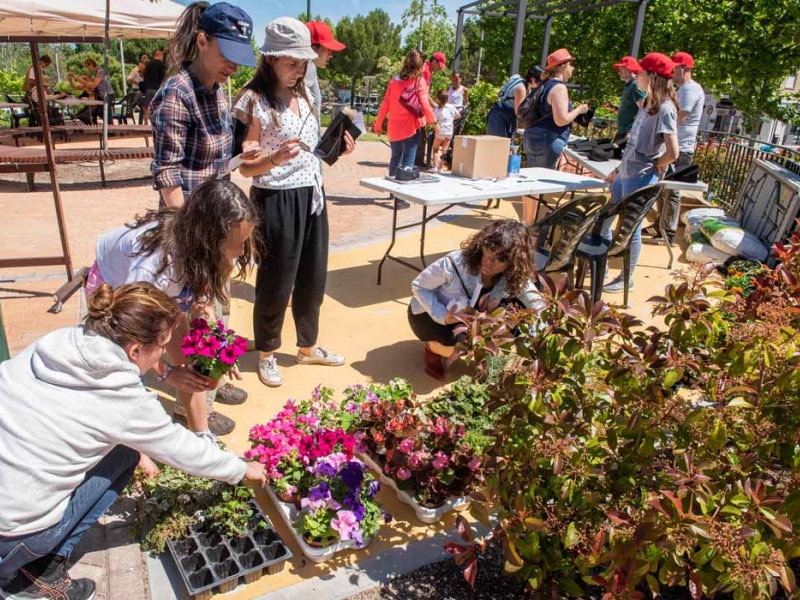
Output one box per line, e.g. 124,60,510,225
677,79,704,153
95,222,195,312
434,103,460,137
127,65,143,85
447,85,465,109
235,90,325,215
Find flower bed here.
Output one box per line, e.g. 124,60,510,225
246,393,390,562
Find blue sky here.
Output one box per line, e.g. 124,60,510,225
176,0,464,45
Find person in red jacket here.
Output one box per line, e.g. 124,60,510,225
374,49,438,179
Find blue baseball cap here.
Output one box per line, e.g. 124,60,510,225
198,3,256,68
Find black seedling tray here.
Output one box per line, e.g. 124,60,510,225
167,500,292,599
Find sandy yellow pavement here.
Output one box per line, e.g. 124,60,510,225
151,197,684,598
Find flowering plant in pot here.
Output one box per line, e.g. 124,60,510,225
180,318,247,385
294,456,388,548
344,381,483,507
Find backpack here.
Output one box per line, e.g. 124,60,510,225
399,78,424,118
517,80,562,130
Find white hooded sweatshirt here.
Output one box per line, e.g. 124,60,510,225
0,326,247,536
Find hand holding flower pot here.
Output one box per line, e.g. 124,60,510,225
181,318,247,388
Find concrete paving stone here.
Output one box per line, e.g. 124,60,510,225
68,561,109,598
108,562,147,600
102,497,137,530
70,524,107,568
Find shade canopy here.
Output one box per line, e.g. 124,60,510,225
0,0,185,41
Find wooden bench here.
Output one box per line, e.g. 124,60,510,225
0,145,154,190
0,123,151,147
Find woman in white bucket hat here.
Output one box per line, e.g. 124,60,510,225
238,17,356,388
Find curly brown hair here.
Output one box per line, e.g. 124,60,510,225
460,220,534,298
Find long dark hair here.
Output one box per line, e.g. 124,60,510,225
645,72,679,116
242,56,310,128
460,220,534,298
168,1,210,73
128,179,257,305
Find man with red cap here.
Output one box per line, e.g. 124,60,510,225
423,52,447,87
613,56,647,138
657,51,705,243
304,21,346,119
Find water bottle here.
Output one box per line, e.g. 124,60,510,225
507,144,521,176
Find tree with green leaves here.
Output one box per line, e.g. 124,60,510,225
333,10,402,104
401,0,455,58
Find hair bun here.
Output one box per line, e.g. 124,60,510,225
87,283,115,319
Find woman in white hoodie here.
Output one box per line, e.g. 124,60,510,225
0,283,266,600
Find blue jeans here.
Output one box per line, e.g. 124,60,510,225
0,445,139,584
600,172,660,280
389,132,419,177
523,127,567,169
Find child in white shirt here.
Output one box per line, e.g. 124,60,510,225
431,90,460,173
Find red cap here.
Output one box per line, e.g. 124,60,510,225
546,48,575,70
672,51,694,69
613,56,642,73
639,52,675,78
431,52,447,68
305,21,346,51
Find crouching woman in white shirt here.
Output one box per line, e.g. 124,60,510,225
408,219,538,380
0,283,266,600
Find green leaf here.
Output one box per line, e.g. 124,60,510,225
727,398,754,408
564,522,580,548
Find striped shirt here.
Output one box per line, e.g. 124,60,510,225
149,66,232,195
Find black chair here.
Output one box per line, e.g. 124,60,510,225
530,193,606,284
575,184,661,307
113,91,142,124
5,94,29,128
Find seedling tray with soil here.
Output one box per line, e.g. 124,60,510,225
167,500,292,599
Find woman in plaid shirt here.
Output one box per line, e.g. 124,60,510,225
148,2,259,437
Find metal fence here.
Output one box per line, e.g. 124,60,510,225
573,118,800,210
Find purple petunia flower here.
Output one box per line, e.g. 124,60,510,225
308,482,330,502
339,461,365,490
366,480,381,498
352,503,366,522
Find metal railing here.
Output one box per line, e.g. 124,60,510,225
572,117,800,210
695,130,800,210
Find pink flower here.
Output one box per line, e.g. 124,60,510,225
468,456,482,472
433,417,448,436
398,438,415,453
331,510,359,540
408,450,428,469
432,451,449,470
220,346,238,366
396,468,411,480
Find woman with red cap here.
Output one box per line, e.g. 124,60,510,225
304,21,346,119
522,48,589,169
601,52,679,295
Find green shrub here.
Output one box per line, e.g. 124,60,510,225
447,252,800,599
461,81,498,135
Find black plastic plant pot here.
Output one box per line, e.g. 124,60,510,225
167,500,293,598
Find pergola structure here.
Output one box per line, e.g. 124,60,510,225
453,0,649,75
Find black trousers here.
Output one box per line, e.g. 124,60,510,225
407,306,463,346
252,186,329,352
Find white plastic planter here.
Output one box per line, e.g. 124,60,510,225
265,486,371,564
358,453,470,524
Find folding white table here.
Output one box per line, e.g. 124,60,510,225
359,167,607,284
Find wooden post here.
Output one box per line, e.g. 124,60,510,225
30,42,73,280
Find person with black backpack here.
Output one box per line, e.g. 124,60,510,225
520,49,589,169
486,66,542,138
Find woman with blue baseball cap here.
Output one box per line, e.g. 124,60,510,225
149,2,260,437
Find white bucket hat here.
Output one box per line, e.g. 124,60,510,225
259,17,318,61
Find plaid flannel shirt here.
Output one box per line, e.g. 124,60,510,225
150,66,232,195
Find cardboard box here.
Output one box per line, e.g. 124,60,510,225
451,135,511,179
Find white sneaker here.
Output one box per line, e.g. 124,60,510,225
258,356,283,387
296,347,346,366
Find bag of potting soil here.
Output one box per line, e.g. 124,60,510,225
685,232,735,264
700,218,769,262
681,207,732,226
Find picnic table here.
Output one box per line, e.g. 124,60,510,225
50,97,104,108
0,102,26,110
360,167,608,284
0,122,151,147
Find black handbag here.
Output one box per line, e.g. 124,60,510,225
314,110,362,166
665,163,699,183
